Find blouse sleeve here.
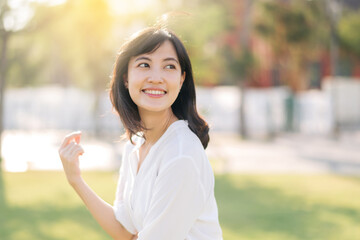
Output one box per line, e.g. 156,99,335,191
113,144,137,235
138,156,208,240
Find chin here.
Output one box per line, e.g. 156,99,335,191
139,105,171,113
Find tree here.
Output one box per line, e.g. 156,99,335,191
226,48,257,138
338,9,360,58
252,0,331,133
0,0,29,167
60,0,114,135
0,0,71,166
0,0,42,206
0,2,10,167
255,0,328,92
164,3,229,86
219,0,257,138
18,0,115,135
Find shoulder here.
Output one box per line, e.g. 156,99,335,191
160,120,205,159
155,120,214,190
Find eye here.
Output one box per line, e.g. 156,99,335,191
138,63,149,68
165,64,176,69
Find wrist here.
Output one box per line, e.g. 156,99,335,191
67,175,83,187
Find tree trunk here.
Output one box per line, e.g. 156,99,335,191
237,0,253,139
0,32,9,167
238,81,247,138
330,23,340,138
92,70,105,138
326,0,342,139
93,86,101,137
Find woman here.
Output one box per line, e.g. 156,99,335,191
58,26,222,240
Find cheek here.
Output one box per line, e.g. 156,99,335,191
168,81,182,101
128,83,140,102
171,75,184,91
127,72,141,90
126,76,142,102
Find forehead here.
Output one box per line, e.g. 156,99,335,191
134,40,178,60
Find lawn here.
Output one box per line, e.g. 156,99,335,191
1,171,360,240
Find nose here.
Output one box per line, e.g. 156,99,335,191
147,68,164,84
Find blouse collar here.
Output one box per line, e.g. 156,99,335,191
130,120,187,155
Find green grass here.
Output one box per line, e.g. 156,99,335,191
216,174,360,240
1,171,360,240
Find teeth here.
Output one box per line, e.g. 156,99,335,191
144,90,165,95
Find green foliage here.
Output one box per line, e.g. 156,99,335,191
166,3,228,85
338,10,360,57
227,48,257,82
6,33,49,88
4,0,359,89
254,0,329,91
3,0,230,88
5,0,115,89
255,1,323,53
282,10,310,43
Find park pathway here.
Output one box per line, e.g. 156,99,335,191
207,131,360,175
2,130,360,175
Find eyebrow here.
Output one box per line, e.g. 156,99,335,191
135,56,151,62
134,56,179,64
164,57,179,64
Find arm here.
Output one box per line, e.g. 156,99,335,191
58,132,134,240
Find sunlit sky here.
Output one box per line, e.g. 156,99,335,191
108,0,183,14
109,0,158,15
4,0,67,31
4,0,179,31
8,0,66,8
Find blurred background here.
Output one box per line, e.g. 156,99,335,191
1,0,360,239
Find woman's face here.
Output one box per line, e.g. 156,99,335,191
126,40,185,115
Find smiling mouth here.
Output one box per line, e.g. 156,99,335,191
142,89,167,96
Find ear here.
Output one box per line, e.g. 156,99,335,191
180,71,186,89
123,74,128,88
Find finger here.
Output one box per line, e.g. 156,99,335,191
70,145,84,157
60,133,79,150
75,147,85,156
59,142,76,159
68,143,80,156
69,144,84,158
74,133,81,144
60,131,82,149
78,145,84,155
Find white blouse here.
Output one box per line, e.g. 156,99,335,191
113,120,222,240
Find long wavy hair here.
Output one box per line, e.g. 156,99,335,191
109,27,210,149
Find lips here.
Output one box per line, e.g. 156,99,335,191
142,88,167,97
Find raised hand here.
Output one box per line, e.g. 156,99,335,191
58,131,85,184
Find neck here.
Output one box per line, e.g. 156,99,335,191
140,109,177,144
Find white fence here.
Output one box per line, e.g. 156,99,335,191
4,79,360,138
323,77,360,125
4,86,121,134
